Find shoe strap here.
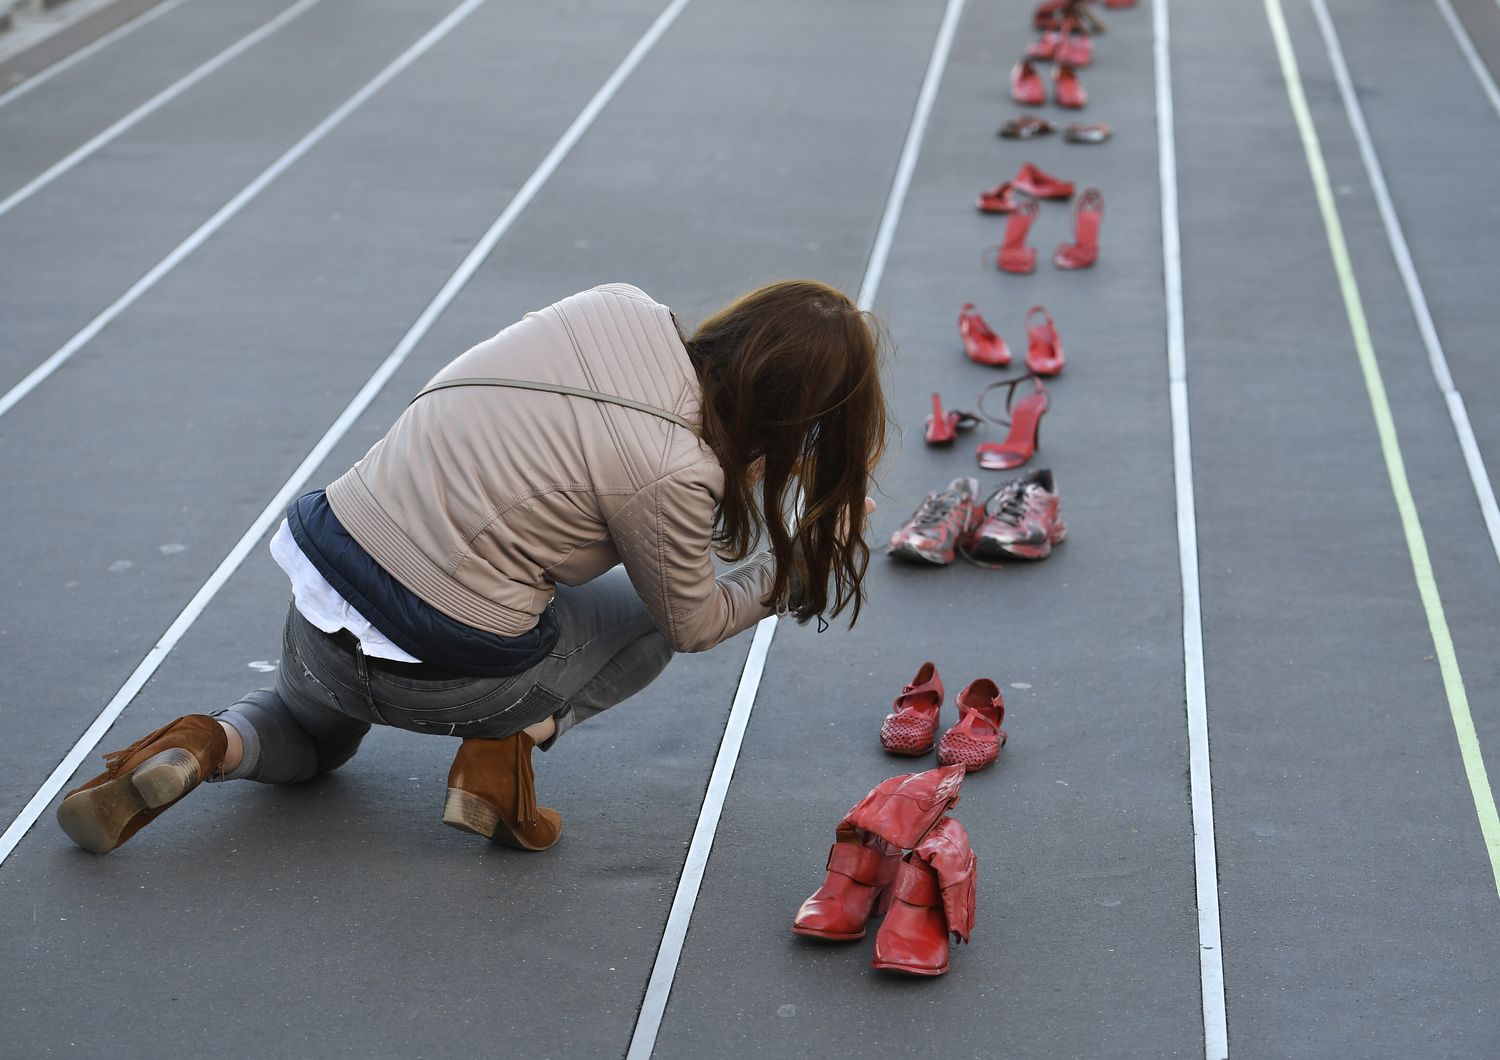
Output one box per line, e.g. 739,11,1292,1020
891,858,941,907
826,839,897,884
975,372,1048,429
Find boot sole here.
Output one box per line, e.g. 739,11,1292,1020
871,959,949,976
442,788,558,852
56,748,198,854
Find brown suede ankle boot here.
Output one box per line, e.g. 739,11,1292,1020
56,715,228,854
443,733,561,852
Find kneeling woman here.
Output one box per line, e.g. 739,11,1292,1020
59,281,885,854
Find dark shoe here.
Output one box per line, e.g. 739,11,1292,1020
57,715,227,854
880,661,945,756
970,468,1068,561
887,477,982,565
871,817,977,976
937,680,1008,772
444,733,561,851
998,114,1057,140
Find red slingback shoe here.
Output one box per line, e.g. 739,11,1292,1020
1024,305,1065,375
958,303,1011,366
1054,62,1088,108
975,374,1049,470
925,393,979,446
871,817,977,977
1010,58,1046,106
984,198,1039,275
1056,16,1093,66
1054,187,1103,269
1011,162,1074,200
880,661,945,755
976,181,1021,214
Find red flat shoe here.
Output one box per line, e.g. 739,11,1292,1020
1026,30,1061,60
984,198,1039,275
924,393,979,446
1011,162,1074,200
975,374,1049,470
880,661,944,755
871,817,977,977
959,303,1011,366
1056,17,1093,66
936,679,1008,772
976,181,1021,214
1063,121,1111,144
1053,186,1103,269
1010,58,1046,107
1054,62,1087,108
1024,305,1065,375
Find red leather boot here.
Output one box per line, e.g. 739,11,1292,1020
872,817,978,976
793,765,965,940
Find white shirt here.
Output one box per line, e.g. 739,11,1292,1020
270,520,422,663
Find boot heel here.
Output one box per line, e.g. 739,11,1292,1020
872,883,895,918
443,788,500,839
130,748,200,808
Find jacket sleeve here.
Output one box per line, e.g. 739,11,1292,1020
607,464,779,653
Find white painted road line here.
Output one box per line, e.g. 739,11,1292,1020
0,0,487,423
0,0,696,869
1311,0,1500,591
1153,0,1229,1057
626,1,968,1055
1432,0,1500,120
0,0,194,109
0,0,322,220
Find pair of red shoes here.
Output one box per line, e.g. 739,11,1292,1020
927,372,1051,471
976,161,1074,215
986,185,1103,274
1027,14,1093,66
1011,58,1087,109
880,663,1008,772
959,302,1065,375
792,765,978,976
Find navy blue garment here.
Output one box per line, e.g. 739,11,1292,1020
285,490,559,677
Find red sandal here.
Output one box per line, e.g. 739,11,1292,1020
1011,162,1074,200
1053,187,1102,269
975,374,1049,470
1024,305,1065,375
936,679,1008,772
880,662,945,756
1010,58,1046,107
976,181,1021,214
985,198,1039,275
925,392,979,446
959,303,1011,366
1054,62,1087,108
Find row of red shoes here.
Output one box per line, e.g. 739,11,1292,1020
978,164,1103,273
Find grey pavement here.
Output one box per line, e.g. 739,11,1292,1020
3,0,1500,1057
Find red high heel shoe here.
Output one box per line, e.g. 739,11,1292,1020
975,374,1049,470
871,817,977,977
936,679,1008,772
1011,162,1074,200
1010,58,1046,106
1054,62,1087,108
1024,305,1065,375
1054,187,1102,269
793,766,966,941
880,661,944,755
985,198,1039,275
975,181,1021,214
1056,17,1093,66
924,393,979,446
959,303,1011,366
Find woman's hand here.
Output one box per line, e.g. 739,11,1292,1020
839,496,877,540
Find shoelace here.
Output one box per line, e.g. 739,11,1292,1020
987,485,1032,526
909,490,965,530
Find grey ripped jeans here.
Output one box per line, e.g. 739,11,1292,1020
213,568,672,785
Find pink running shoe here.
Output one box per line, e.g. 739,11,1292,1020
969,469,1067,561
936,680,1007,772
887,478,982,565
880,662,944,756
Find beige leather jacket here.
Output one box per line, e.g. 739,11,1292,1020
325,283,778,653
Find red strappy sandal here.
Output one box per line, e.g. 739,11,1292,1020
976,181,1021,214
1024,305,1065,375
1010,59,1046,107
1011,162,1074,200
1054,62,1087,108
925,393,980,446
1053,187,1102,269
975,374,1049,470
984,199,1039,275
958,303,1011,366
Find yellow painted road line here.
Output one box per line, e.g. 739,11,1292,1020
1263,0,1500,897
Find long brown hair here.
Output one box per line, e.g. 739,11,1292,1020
683,280,887,627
